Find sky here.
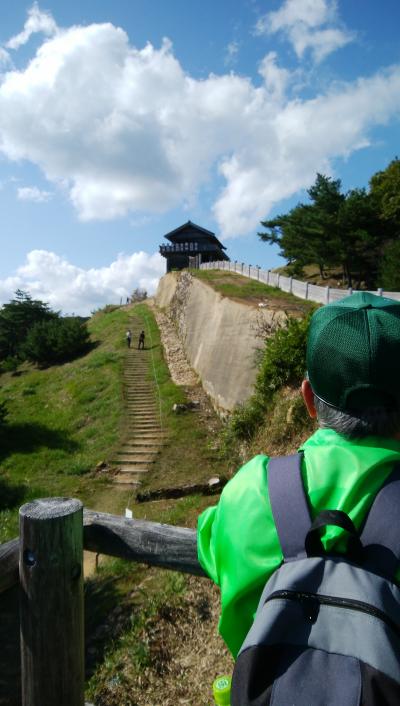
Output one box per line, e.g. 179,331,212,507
0,0,399,314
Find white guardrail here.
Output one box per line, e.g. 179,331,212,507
200,261,400,305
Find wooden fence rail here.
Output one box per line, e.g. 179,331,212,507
0,498,207,706
0,507,205,594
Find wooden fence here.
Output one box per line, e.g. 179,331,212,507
200,260,400,304
0,497,206,706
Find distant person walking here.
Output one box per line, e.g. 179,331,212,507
126,329,132,348
138,330,145,350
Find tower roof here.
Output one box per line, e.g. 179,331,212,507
163,220,226,249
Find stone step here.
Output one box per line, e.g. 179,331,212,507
125,389,156,392
125,404,158,408
117,467,149,474
113,477,142,486
124,385,154,388
126,398,156,402
126,400,158,404
116,449,159,456
121,446,161,452
127,421,163,426
123,433,162,438
127,427,163,432
125,399,157,403
118,444,158,456
126,396,160,409
126,412,158,416
112,451,157,464
113,457,156,464
127,423,163,428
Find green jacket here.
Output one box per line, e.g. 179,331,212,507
197,428,400,658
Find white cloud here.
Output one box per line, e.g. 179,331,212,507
0,13,399,239
0,250,165,315
258,52,292,103
0,48,11,67
6,2,58,50
17,186,52,202
256,0,353,62
224,41,240,66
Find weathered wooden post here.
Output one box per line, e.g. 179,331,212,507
19,498,84,706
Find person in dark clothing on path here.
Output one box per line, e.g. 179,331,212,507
125,329,132,348
138,330,145,350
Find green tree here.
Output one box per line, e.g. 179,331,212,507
0,290,56,361
24,317,91,366
379,241,400,291
259,175,344,279
259,173,390,288
370,158,400,227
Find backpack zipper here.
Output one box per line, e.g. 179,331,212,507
266,590,400,637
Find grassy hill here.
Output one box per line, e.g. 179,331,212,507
0,293,314,705
0,305,133,543
0,301,236,705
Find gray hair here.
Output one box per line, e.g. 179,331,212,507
313,395,400,439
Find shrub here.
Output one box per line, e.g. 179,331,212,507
223,398,265,443
256,314,311,402
24,317,91,365
131,288,147,302
0,401,7,427
0,356,20,374
223,313,312,445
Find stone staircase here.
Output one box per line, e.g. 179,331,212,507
112,317,164,487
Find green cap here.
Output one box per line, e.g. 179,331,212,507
307,291,400,412
212,675,231,706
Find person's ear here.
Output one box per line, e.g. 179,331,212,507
301,379,317,418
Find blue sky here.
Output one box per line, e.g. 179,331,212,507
0,0,399,313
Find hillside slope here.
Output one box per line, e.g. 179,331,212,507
155,269,309,412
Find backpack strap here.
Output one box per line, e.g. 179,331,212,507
360,463,400,579
268,453,312,562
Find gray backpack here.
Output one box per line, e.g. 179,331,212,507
231,453,400,706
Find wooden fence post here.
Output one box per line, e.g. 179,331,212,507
19,498,84,706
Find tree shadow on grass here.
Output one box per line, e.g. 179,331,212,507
35,339,100,369
0,477,27,512
0,586,20,706
0,422,79,464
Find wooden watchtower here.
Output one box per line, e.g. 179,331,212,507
159,221,230,273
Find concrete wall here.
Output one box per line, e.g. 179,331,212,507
155,272,286,412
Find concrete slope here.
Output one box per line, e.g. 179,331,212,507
155,271,287,412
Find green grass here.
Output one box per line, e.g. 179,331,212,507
190,268,314,310
0,300,230,705
0,305,132,542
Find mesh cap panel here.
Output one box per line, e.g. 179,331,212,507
307,292,400,411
